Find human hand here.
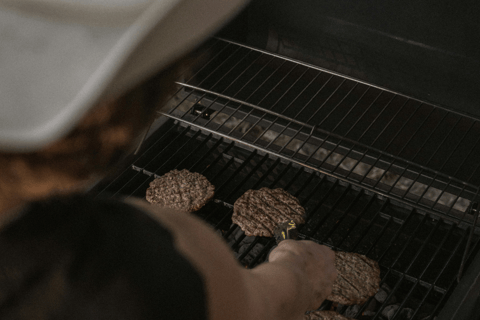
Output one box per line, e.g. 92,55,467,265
268,240,337,310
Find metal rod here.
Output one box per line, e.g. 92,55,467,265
300,86,372,166
98,119,183,194
322,87,383,173
126,127,204,197
451,126,480,179
368,100,422,189
351,199,390,251
174,50,263,121
413,228,471,319
133,119,154,155
156,130,202,171
333,92,397,178
363,214,394,257
241,70,322,143
319,189,365,242
253,73,334,146
335,194,377,248
376,207,417,262
390,222,456,320
355,93,397,142
207,153,273,224
238,67,312,140
183,57,285,132
185,53,276,132
381,213,427,267
175,83,476,197
175,133,214,169
189,137,227,172
214,151,262,194
439,119,476,171
412,232,470,319
311,183,352,231
372,218,441,320
216,37,480,121
153,39,226,112
193,43,243,88
110,124,191,197
163,112,475,224
366,106,446,187
227,63,300,135
290,82,360,159
303,180,342,236
458,202,479,282
165,41,239,116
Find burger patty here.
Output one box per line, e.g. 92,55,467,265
232,188,305,237
327,251,381,305
145,169,214,212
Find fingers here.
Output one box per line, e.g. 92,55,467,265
268,240,337,309
269,240,334,264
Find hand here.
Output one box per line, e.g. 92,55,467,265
268,240,337,310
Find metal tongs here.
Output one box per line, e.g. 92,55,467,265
267,219,299,261
274,219,299,244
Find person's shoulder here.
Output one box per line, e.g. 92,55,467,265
0,193,173,250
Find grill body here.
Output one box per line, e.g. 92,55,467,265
91,1,480,319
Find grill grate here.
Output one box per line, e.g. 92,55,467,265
90,37,480,320
158,38,480,225
91,120,480,320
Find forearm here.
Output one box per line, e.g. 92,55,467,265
126,198,332,320
243,261,315,320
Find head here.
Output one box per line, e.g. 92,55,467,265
0,59,186,213
0,0,248,214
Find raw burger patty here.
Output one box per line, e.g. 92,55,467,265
304,310,352,320
232,188,305,237
327,251,381,305
146,169,214,212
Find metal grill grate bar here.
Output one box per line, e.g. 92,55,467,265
163,112,480,233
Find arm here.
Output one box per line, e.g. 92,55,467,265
127,198,337,320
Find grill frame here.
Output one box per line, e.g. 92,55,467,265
90,38,480,320
91,120,480,320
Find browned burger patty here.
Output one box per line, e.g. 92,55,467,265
145,169,214,212
232,188,305,237
304,310,352,320
327,251,381,305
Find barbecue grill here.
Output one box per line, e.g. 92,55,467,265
90,1,480,319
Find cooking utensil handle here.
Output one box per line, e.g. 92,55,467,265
267,219,299,262
274,219,299,244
